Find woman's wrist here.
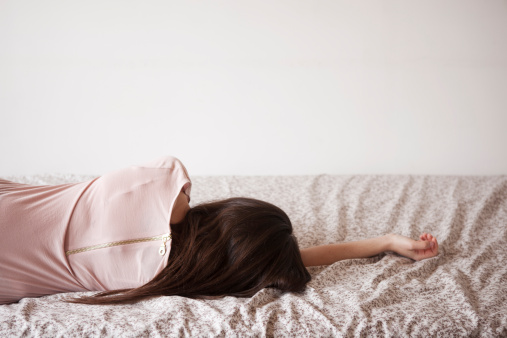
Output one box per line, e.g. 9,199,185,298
384,234,395,252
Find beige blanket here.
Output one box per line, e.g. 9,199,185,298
1,174,506,336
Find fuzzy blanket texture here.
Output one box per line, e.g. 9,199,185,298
1,174,506,337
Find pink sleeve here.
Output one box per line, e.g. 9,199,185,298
137,155,192,200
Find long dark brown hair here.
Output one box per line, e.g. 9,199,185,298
68,197,311,304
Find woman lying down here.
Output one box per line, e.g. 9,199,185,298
0,156,438,305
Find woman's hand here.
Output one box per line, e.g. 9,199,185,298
387,233,439,261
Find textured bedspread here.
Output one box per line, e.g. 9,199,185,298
1,174,506,337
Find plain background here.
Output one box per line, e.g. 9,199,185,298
1,0,506,176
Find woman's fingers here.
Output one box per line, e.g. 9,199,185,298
412,233,439,259
420,232,436,242
432,237,438,252
413,240,432,250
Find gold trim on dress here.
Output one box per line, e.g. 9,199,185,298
65,233,171,256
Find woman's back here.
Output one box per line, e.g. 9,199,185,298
0,156,191,304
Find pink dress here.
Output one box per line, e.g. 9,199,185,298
0,156,191,304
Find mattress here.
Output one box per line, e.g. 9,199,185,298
1,174,506,336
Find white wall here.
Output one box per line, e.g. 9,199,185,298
1,0,506,176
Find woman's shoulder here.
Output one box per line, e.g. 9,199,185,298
135,155,187,171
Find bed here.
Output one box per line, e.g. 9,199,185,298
1,173,506,336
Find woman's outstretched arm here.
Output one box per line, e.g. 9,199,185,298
300,233,438,267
